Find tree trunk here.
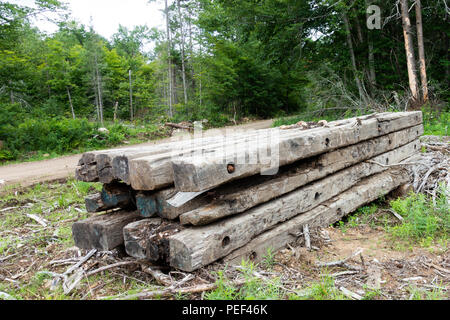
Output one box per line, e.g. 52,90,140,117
177,0,188,106
67,86,75,119
415,0,428,102
129,69,134,121
113,101,118,121
95,57,104,126
342,11,367,106
165,0,173,117
400,0,419,103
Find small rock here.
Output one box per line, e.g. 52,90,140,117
318,120,328,126
43,153,50,157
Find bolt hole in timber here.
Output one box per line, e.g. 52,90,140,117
227,163,235,174
325,138,330,147
222,236,231,247
386,158,389,165
315,192,320,200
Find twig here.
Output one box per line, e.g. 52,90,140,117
141,265,172,286
425,263,450,275
64,249,97,276
85,260,138,277
25,213,48,227
385,209,404,222
0,291,16,300
303,224,311,251
113,279,247,300
316,249,363,268
339,286,362,300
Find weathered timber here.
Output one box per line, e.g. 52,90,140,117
224,169,409,264
172,111,422,192
77,127,277,183
123,219,183,263
128,127,286,190
72,210,142,250
135,187,212,220
85,194,108,213
179,125,423,225
100,182,135,209
75,164,98,182
123,218,162,259
168,141,419,271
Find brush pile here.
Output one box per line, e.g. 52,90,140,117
72,111,424,271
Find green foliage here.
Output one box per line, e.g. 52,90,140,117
422,108,449,136
388,185,449,244
205,260,285,300
289,274,348,300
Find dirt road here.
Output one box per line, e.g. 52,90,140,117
0,119,273,190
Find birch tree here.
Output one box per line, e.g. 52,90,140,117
399,0,419,102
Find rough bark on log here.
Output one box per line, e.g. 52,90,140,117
72,210,142,250
224,169,409,264
172,111,422,192
179,126,423,225
168,141,418,271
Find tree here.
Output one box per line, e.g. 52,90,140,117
400,0,419,103
415,0,428,102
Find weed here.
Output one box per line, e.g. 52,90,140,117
261,247,276,269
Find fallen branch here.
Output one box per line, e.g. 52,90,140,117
141,265,172,286
303,224,311,251
385,209,404,222
165,122,193,131
85,260,139,277
25,213,48,227
316,249,364,270
114,279,247,300
0,291,16,300
339,286,362,300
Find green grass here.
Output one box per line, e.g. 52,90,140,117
205,261,285,300
288,274,349,300
387,184,449,245
422,109,449,136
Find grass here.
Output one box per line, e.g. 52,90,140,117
387,185,449,245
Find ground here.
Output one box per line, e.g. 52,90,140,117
0,177,448,300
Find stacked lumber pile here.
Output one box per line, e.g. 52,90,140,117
72,111,424,272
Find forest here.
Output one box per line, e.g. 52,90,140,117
0,0,448,161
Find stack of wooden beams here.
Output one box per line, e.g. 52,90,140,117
72,111,423,272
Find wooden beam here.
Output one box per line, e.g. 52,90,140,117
127,128,284,190
72,210,142,251
168,141,419,271
123,219,183,264
172,112,422,192
179,126,423,225
123,218,163,260
224,169,409,264
135,187,212,220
